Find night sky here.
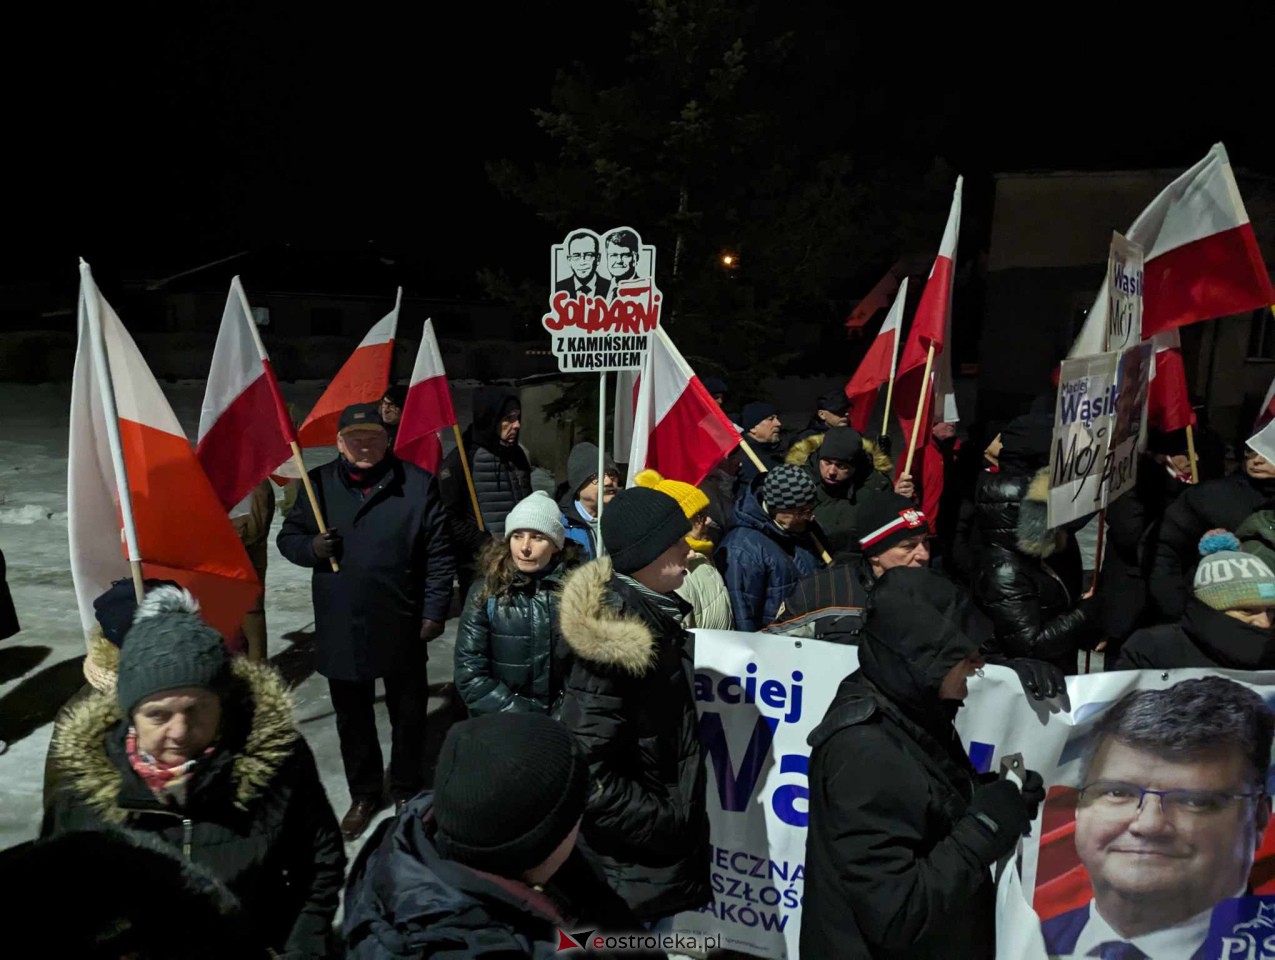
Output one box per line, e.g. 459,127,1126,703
6,2,1273,300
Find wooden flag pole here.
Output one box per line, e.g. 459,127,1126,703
903,344,936,478
738,436,834,565
880,375,897,439
289,441,340,573
1185,424,1200,484
451,424,486,531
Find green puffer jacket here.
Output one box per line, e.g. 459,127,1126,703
454,562,572,716
786,433,894,558
1238,509,1275,571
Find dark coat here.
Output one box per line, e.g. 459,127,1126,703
1115,599,1275,671
785,432,894,559
773,557,874,643
802,569,1000,960
972,465,1096,674
276,453,454,681
556,558,710,920
438,388,533,574
716,477,823,631
454,563,572,716
343,793,644,960
1149,470,1275,620
736,436,788,485
44,660,346,959
0,546,17,640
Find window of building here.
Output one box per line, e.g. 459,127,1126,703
310,307,342,336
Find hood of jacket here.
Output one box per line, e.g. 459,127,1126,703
786,432,893,495
1182,599,1275,669
1238,509,1275,569
51,658,298,824
1015,467,1067,558
468,387,521,455
558,556,658,676
558,491,596,529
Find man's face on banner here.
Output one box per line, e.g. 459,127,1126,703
567,236,599,281
1076,739,1269,925
606,239,637,281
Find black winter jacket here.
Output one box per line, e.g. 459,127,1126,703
1116,599,1275,671
277,453,455,681
785,433,894,559
972,466,1096,673
737,436,787,485
1149,469,1275,620
454,563,571,716
556,558,710,920
803,568,1004,959
44,660,346,958
343,793,645,959
439,388,533,569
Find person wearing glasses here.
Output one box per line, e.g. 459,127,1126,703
716,463,823,630
554,231,612,299
1043,676,1274,959
602,227,641,295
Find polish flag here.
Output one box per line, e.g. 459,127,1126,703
196,277,296,514
845,276,908,432
1071,143,1274,357
897,176,961,376
297,288,400,448
844,262,902,335
627,328,740,487
1146,329,1196,434
394,318,456,474
69,262,259,642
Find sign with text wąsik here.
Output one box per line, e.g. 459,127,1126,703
543,226,661,372
1104,231,1144,353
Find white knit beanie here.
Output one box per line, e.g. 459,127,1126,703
504,491,566,550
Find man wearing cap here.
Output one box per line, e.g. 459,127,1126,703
278,402,455,840
558,441,620,559
717,464,824,630
737,401,787,484
794,389,852,443
557,487,711,921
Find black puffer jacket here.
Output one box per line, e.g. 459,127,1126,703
439,388,533,567
556,558,710,920
785,432,894,559
1149,469,1275,620
454,562,572,716
44,659,346,958
972,466,1096,674
803,568,1005,960
1115,599,1275,671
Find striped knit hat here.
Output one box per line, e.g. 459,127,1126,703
1195,531,1275,611
858,492,928,557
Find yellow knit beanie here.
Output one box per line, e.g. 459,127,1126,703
633,469,709,519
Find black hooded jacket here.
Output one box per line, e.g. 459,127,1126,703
803,568,1003,959
439,387,533,566
1115,599,1275,671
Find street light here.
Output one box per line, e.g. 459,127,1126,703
720,251,739,270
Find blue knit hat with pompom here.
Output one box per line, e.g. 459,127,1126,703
1194,531,1275,611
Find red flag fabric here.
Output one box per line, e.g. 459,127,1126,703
1146,330,1196,434
844,262,901,334
395,318,457,474
898,177,962,375
845,277,909,435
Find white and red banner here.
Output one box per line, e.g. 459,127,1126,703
626,327,739,488
297,288,400,448
394,318,457,474
846,276,908,433
196,277,296,515
69,262,258,642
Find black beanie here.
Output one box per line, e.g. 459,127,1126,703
741,401,779,432
999,412,1054,469
433,713,587,874
1147,427,1189,456
601,487,691,575
818,426,864,463
857,491,929,557
817,390,851,416
92,578,180,648
116,587,230,714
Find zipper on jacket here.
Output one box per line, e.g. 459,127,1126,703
182,817,193,858
121,804,195,860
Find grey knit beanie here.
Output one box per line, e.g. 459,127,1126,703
504,491,566,550
116,587,230,714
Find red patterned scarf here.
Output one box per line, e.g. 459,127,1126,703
125,727,216,808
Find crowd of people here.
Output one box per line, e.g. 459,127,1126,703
12,377,1275,959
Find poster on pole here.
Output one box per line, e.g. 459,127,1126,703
542,226,662,372
1104,231,1144,353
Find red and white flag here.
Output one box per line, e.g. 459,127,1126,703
1071,143,1274,357
844,262,902,335
394,318,456,474
846,276,908,432
627,328,740,487
68,261,258,642
897,176,961,377
196,277,296,514
297,288,400,448
1146,329,1196,434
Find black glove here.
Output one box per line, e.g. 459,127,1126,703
964,778,1032,861
312,528,342,561
1020,770,1046,822
993,657,1069,709
420,619,444,642
875,434,892,456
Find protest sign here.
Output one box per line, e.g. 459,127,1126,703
1104,231,1144,353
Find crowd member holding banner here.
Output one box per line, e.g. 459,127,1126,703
277,403,454,840
454,492,579,716
717,465,823,631
1150,445,1275,621
1041,676,1273,958
803,567,1046,959
556,487,710,922
558,441,619,560
1116,532,1275,670
973,412,1098,674
438,387,531,598
736,401,787,483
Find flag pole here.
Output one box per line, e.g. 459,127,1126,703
451,425,485,531
880,377,897,438
80,260,146,602
596,372,608,555
288,441,340,573
903,344,937,477
1185,424,1200,484
738,436,834,565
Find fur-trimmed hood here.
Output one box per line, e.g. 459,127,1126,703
786,431,893,479
51,658,299,823
557,557,657,676
1015,467,1066,558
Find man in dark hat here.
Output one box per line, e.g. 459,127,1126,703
794,389,853,443
278,402,455,840
737,400,787,484
559,441,620,559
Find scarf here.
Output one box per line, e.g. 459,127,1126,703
616,573,686,625
126,727,217,808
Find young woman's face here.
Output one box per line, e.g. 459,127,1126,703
509,530,558,573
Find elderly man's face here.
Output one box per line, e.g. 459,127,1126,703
750,415,782,444
338,428,389,469
567,237,599,282
772,503,814,534
1076,740,1269,926
869,535,930,576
